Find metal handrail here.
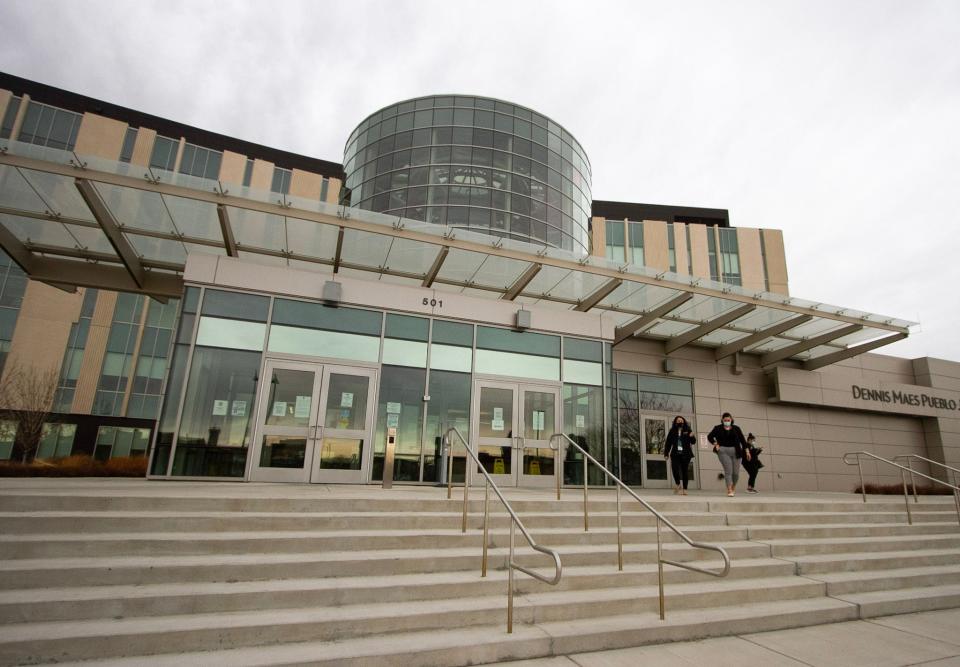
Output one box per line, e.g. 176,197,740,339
893,454,960,523
443,427,562,633
550,433,730,620
842,451,960,526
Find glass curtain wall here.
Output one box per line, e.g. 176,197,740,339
424,320,473,483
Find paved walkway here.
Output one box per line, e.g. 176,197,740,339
497,608,960,666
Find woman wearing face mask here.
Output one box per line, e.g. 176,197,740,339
664,415,695,495
707,412,750,497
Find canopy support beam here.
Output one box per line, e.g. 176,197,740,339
614,292,693,345
216,205,238,257
501,263,541,301
761,324,864,367
422,246,449,288
573,277,622,312
714,314,813,360
804,332,908,371
665,304,756,355
75,178,146,288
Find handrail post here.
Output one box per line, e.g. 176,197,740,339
482,482,490,577
656,517,665,621
446,436,454,500
556,440,562,501
907,458,918,503
616,483,623,571
507,521,515,634
857,456,866,502
900,468,913,525
583,455,589,532
953,470,960,526
462,455,470,534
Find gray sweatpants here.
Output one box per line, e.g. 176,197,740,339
717,446,740,486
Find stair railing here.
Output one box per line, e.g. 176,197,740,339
549,433,730,620
842,451,960,526
443,427,562,633
893,454,960,525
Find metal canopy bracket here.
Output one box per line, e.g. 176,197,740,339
501,263,541,301
804,332,908,371
614,292,694,345
21,255,181,297
332,226,345,274
0,222,37,273
216,205,238,257
74,178,146,288
761,323,864,367
714,314,813,360
664,303,757,355
573,277,622,312
422,246,449,288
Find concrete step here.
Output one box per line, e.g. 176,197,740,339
793,547,960,575
0,558,796,624
836,583,960,618
0,525,749,559
746,522,960,541
29,597,861,667
0,577,827,664
805,563,960,595
0,509,728,534
706,499,960,514
725,511,953,526
0,540,771,590
762,533,960,557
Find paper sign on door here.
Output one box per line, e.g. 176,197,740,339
212,400,228,416
492,407,504,432
575,414,585,428
341,392,354,408
532,410,545,431
231,400,247,417
272,401,287,417
294,395,311,419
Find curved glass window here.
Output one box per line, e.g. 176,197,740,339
344,96,592,255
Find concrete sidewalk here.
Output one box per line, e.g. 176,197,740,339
498,608,960,666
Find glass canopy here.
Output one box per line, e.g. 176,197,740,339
0,139,915,369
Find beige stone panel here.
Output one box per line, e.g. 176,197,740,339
73,113,126,159
9,93,29,138
714,399,766,423
773,473,819,491
867,412,925,432
325,177,342,204
765,403,811,423
219,150,246,186
250,159,274,191
923,357,960,381
72,291,117,414
172,138,185,172
672,223,689,275
814,455,863,476
761,228,789,295
591,218,606,258
768,436,814,457
816,474,861,492
290,169,323,199
861,352,916,377
611,350,662,376
130,127,156,167
688,224,710,278
736,227,765,292
641,220,668,271
769,453,817,474
769,420,813,439
695,397,721,417
718,379,767,402
2,282,83,379
810,409,872,429
0,90,11,122
812,423,875,444
693,377,720,398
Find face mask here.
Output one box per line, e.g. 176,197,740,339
722,420,732,427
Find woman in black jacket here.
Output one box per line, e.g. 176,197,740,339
707,412,751,497
663,415,695,495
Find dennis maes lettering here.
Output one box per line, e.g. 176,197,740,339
852,386,960,411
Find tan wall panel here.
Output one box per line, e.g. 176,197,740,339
74,113,126,160
219,150,246,186
290,169,322,199
72,291,117,414
736,227,765,292
688,224,710,278
591,217,606,258
9,93,29,139
0,90,11,124
761,229,789,295
672,223,689,276
250,159,274,191
641,220,668,271
2,282,83,382
130,127,156,167
325,177,342,204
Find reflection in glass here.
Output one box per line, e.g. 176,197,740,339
523,391,554,440
260,436,306,469
523,448,553,476
264,369,314,427
324,374,369,430
423,370,471,483
645,417,668,480
479,387,513,438
318,437,363,470
616,384,642,486
373,366,425,482
563,383,606,486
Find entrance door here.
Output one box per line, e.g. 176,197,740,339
471,379,560,487
640,414,670,488
249,359,376,483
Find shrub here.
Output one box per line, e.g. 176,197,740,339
854,482,954,496
0,455,147,477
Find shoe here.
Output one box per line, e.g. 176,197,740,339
681,490,688,496
747,488,759,494
674,486,680,494
726,491,735,497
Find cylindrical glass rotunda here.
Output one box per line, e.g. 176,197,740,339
343,95,592,254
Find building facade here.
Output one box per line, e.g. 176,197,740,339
0,72,957,494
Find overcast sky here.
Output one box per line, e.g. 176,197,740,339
2,0,957,361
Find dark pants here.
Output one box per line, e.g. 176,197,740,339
671,455,692,489
743,462,759,488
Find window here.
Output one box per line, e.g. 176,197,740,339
36,423,76,459
759,231,770,292
53,288,98,412
628,221,644,266
719,228,741,286
667,224,677,272
1,96,21,139
0,251,28,375
93,294,145,416
605,220,625,262
150,135,179,171
16,101,82,150
423,369,471,483
94,426,150,461
373,365,426,482
271,167,291,194
320,177,329,201
708,229,720,282
127,298,180,419
0,420,17,460
178,143,223,180
242,159,254,187
119,127,137,163
684,225,693,274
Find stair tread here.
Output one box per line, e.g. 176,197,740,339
806,563,960,583
759,533,960,546
836,583,960,603
791,547,960,563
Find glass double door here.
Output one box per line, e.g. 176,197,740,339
471,379,560,488
640,415,671,488
249,359,376,483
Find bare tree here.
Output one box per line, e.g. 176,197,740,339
0,362,59,462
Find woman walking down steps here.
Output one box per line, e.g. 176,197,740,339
707,412,750,497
